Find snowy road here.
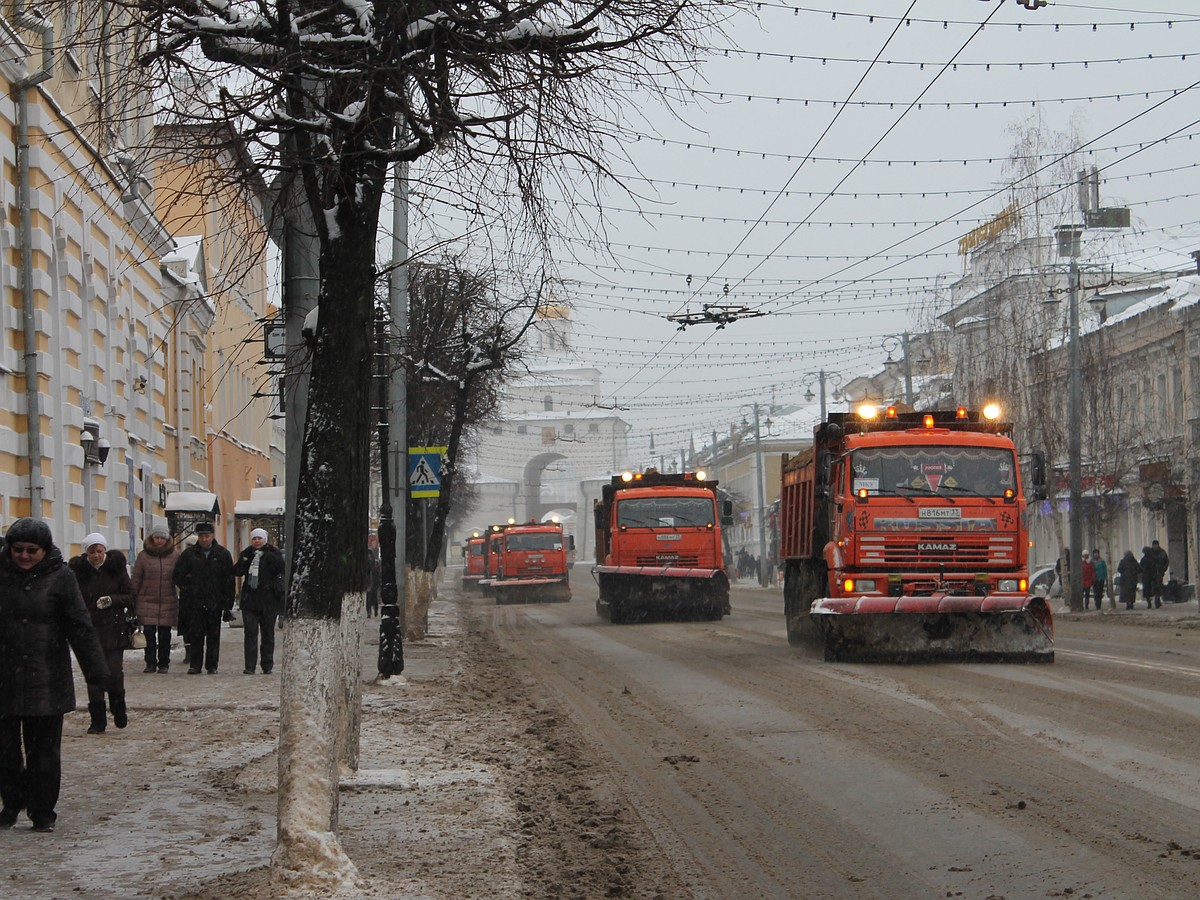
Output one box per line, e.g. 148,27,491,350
3,572,1197,898
489,571,1200,899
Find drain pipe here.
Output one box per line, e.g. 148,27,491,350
15,2,55,517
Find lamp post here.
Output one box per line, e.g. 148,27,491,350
79,426,111,532
1056,224,1086,613
374,310,404,678
802,370,844,422
751,403,769,588
881,333,914,406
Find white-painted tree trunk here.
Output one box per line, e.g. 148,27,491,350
337,590,365,772
274,615,360,888
404,566,436,641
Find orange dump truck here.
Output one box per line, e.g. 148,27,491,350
460,532,487,590
479,520,572,604
780,405,1053,662
593,470,731,623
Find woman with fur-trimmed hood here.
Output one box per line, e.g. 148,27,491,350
130,525,180,674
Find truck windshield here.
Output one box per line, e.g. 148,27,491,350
469,543,484,556
506,533,562,552
850,446,1017,497
617,497,714,528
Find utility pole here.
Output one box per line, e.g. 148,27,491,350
374,312,403,678
379,160,408,676
1056,224,1085,613
753,402,769,588
901,332,914,407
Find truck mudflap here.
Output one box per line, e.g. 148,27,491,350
592,566,730,623
810,594,1054,663
483,577,571,605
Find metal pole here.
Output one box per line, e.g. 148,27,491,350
753,402,769,588
902,332,914,406
375,313,403,677
1067,259,1085,612
818,371,828,422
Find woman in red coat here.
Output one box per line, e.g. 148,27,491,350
68,533,134,734
130,526,180,674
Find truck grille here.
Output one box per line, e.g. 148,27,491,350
636,554,700,567
857,535,1016,567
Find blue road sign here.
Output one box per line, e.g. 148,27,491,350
408,446,447,498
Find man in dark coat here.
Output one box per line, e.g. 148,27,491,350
0,518,108,832
172,523,234,674
68,533,135,734
231,528,285,675
1148,539,1169,608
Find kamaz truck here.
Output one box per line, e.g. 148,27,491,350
593,470,731,623
479,519,572,604
780,404,1054,662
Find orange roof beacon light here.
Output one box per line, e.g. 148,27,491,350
923,414,935,428
885,405,898,419
956,406,969,419
982,402,1002,420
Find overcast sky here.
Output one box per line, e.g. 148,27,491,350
408,0,1200,467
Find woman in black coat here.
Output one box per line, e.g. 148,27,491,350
1117,551,1141,610
69,533,135,734
0,518,108,832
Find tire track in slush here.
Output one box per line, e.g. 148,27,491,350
488,594,1200,899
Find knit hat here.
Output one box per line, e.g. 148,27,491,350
250,528,269,541
150,524,170,539
5,518,53,551
83,532,108,551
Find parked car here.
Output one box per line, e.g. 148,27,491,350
1030,565,1061,598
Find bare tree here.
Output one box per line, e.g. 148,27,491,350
400,254,544,637
54,0,740,883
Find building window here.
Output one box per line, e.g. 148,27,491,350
517,425,527,435
564,423,574,435
588,423,599,433
543,395,553,411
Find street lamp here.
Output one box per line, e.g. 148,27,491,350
80,426,110,535
1054,224,1087,613
881,333,915,406
801,370,844,422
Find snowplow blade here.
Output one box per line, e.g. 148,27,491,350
494,580,571,605
811,595,1054,663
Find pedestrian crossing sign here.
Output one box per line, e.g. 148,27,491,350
408,446,447,498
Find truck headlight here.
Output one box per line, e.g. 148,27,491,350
998,579,1019,592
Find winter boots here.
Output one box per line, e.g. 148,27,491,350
87,702,106,734
110,692,128,729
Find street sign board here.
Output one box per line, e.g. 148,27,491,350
408,446,447,498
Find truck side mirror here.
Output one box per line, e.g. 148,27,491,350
569,536,576,551
816,451,833,499
721,499,734,527
594,505,606,535
1030,451,1047,501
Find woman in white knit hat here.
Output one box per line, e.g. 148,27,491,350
68,533,134,734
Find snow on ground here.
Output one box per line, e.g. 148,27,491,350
1,584,682,899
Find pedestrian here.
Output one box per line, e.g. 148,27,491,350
68,533,135,734
1092,549,1108,610
130,524,180,674
1139,546,1155,609
1117,550,1140,609
365,533,381,618
1081,552,1096,610
1149,539,1169,608
1054,549,1070,597
0,518,108,832
172,522,234,674
232,528,284,675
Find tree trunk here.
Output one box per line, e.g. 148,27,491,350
275,196,377,879
405,565,436,641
